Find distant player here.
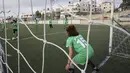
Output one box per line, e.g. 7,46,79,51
64,17,68,29
0,20,5,32
0,22,2,31
34,18,39,31
34,18,38,25
12,18,18,40
49,17,53,28
65,25,99,73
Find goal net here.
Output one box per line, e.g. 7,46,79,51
0,0,130,73
111,19,130,58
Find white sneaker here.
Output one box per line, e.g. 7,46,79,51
16,36,18,38
12,37,16,40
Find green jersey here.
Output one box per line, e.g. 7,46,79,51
64,18,68,25
35,19,38,24
66,35,92,52
13,23,17,30
49,19,52,24
66,35,94,62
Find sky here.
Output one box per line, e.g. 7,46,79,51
0,0,122,17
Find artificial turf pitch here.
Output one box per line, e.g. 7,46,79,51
0,24,130,73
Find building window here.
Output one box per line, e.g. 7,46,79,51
72,8,77,10
77,4,80,7
69,1,71,4
83,9,85,11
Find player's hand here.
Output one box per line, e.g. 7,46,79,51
65,63,70,71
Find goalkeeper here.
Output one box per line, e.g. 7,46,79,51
65,24,98,73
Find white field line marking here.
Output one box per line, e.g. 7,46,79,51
21,30,88,40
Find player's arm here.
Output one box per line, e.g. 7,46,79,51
66,46,73,71
68,46,73,64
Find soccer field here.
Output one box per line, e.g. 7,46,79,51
0,24,130,73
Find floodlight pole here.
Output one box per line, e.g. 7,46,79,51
50,0,53,20
30,0,34,19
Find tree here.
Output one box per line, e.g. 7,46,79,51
120,0,130,10
35,10,41,18
41,13,44,20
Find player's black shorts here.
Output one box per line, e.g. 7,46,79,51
13,29,17,33
49,24,53,28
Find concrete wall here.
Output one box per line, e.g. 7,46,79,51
21,19,130,25
23,20,81,24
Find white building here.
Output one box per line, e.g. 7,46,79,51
99,2,112,13
41,8,57,19
40,0,98,19
78,1,90,14
21,14,34,19
21,14,35,21
66,2,80,14
53,7,62,19
60,0,91,18
69,0,97,13
91,0,97,13
59,2,80,19
0,17,3,23
41,8,52,14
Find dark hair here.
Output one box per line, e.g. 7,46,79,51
66,24,79,37
13,19,17,23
